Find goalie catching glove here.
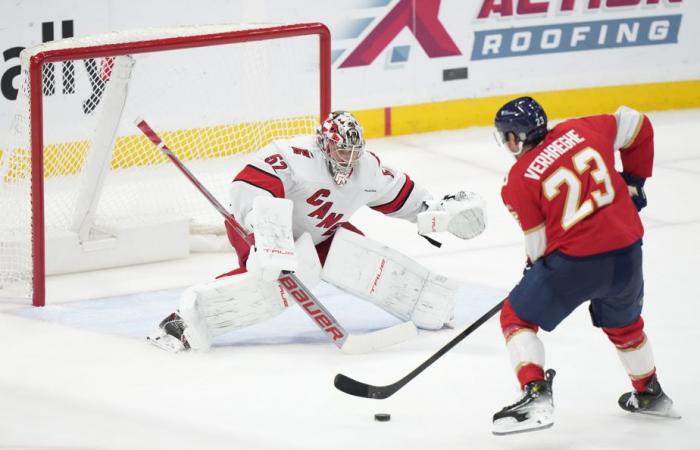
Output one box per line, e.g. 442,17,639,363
417,191,486,239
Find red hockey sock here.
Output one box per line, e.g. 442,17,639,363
501,299,544,389
517,363,545,389
603,317,657,393
632,371,657,393
603,317,645,349
500,298,539,339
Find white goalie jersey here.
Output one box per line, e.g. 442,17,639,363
228,135,432,244
148,135,469,354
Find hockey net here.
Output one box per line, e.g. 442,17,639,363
0,23,330,306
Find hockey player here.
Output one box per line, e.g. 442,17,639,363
491,97,678,435
148,111,486,352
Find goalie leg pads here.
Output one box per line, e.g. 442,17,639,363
321,228,459,330
178,272,288,351
290,231,323,288
179,232,322,351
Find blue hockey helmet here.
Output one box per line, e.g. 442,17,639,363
494,97,548,150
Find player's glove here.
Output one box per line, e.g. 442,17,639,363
244,197,298,282
620,172,647,212
417,191,486,239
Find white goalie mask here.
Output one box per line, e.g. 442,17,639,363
316,111,365,185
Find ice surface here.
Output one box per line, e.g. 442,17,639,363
1,109,698,449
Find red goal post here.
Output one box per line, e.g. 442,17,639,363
0,23,331,306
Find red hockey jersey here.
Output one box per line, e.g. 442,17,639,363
502,108,654,260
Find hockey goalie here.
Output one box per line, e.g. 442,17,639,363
147,111,487,352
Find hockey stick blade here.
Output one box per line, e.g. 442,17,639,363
334,300,504,399
334,373,390,399
339,321,417,355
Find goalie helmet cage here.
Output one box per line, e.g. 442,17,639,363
0,23,331,306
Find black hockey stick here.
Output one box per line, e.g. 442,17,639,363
334,300,504,399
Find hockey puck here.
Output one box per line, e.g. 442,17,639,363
374,413,391,422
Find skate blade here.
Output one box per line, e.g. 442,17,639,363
633,406,682,420
493,422,553,436
146,332,186,353
492,418,554,436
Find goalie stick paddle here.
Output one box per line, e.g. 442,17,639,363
334,300,504,399
135,118,417,354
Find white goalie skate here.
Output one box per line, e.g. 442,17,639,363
492,369,556,436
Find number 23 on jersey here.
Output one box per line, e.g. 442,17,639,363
543,147,615,230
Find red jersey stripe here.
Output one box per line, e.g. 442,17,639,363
368,151,381,166
234,165,285,198
371,175,415,214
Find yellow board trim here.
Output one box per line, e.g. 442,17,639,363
1,116,317,180
1,80,699,178
357,79,700,138
352,108,386,139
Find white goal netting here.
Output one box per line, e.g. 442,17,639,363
0,23,328,304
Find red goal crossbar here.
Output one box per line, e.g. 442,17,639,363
24,23,331,306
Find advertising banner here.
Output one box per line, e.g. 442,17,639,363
330,0,697,110
1,0,698,132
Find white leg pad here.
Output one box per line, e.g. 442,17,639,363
176,233,320,351
321,228,459,330
292,232,322,289
617,336,655,378
410,272,460,330
178,272,288,351
506,329,545,373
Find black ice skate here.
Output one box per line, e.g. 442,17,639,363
492,369,556,436
618,376,680,419
146,312,191,353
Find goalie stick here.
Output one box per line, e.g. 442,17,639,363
334,300,504,398
135,118,417,354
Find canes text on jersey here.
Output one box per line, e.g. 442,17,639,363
307,189,347,236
